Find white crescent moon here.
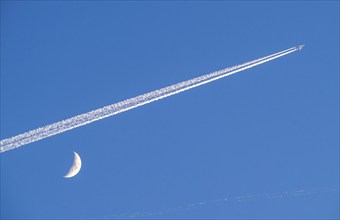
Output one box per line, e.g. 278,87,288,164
64,151,82,178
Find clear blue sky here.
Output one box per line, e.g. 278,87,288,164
1,1,339,219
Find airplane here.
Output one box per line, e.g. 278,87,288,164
297,45,304,51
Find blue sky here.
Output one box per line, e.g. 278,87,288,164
1,1,339,219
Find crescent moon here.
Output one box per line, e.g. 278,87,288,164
64,151,82,178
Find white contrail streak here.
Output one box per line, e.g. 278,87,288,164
108,187,338,219
0,46,303,153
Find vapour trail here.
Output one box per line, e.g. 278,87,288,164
0,46,302,153
109,187,339,219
